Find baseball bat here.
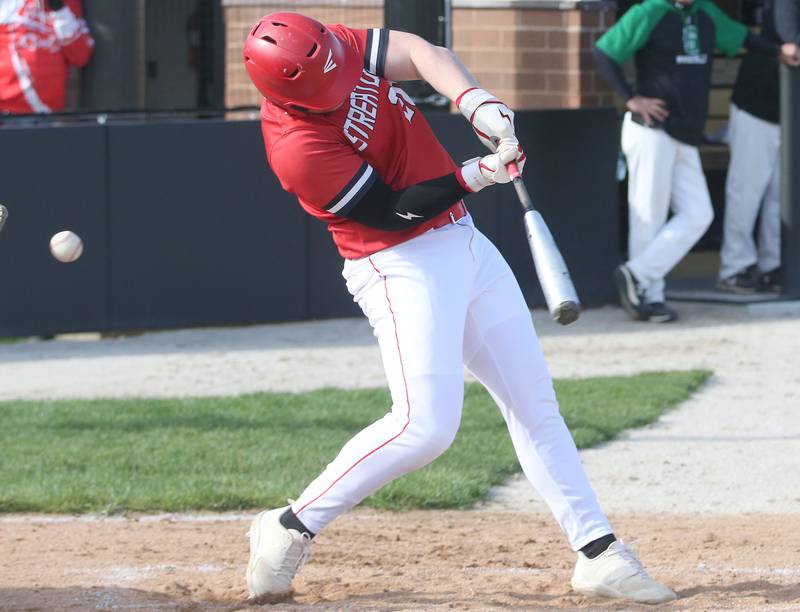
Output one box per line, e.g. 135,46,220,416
0,205,7,234
506,163,581,325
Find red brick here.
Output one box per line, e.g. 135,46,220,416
547,72,569,93
547,31,569,50
511,30,547,49
474,71,514,90
452,9,475,27
518,92,569,110
580,11,602,28
521,50,568,71
471,49,519,71
473,9,517,27
455,28,503,48
514,72,547,91
519,10,564,28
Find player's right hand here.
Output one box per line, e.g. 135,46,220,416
458,138,526,192
626,96,669,126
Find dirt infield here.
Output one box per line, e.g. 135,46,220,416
2,302,799,610
2,511,799,610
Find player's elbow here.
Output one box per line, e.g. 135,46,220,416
64,43,94,68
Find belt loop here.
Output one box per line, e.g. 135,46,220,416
449,211,456,224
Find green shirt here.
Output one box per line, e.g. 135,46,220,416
597,0,747,144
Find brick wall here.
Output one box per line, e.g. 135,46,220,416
452,6,617,109
223,2,616,110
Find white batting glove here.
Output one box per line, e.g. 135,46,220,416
457,138,526,193
456,87,516,152
49,5,82,43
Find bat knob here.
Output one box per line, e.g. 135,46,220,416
506,161,521,181
552,301,580,325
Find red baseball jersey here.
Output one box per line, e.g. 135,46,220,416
261,25,466,259
0,0,93,114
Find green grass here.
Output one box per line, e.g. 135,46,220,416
0,370,710,514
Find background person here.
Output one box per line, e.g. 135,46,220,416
241,12,676,606
593,0,798,321
0,0,93,114
718,0,800,293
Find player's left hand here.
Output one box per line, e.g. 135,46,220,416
456,87,516,152
495,137,526,180
780,43,800,67
458,138,526,192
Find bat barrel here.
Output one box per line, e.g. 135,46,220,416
522,210,581,325
552,301,580,325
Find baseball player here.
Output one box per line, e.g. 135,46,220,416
242,12,676,605
0,0,93,114
718,0,800,293
593,0,798,321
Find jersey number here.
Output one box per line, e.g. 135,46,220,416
388,86,415,123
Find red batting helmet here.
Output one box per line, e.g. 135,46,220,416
243,13,362,112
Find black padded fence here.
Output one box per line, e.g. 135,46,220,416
0,109,619,337
781,65,800,299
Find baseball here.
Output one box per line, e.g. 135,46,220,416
49,230,84,263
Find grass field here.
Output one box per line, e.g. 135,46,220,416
0,370,710,514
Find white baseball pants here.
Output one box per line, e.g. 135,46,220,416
621,112,714,303
719,104,781,280
291,216,612,551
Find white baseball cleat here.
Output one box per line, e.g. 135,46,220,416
246,506,312,600
571,540,677,604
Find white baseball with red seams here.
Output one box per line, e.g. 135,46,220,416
49,230,83,262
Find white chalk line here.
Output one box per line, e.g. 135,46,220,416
696,562,800,577
66,563,234,584
0,512,254,524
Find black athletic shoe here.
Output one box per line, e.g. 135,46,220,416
646,302,678,323
717,268,758,294
757,267,782,293
613,264,649,321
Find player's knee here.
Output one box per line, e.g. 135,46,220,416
403,413,460,465
691,204,714,235
424,423,459,456
399,375,463,462
527,397,564,431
